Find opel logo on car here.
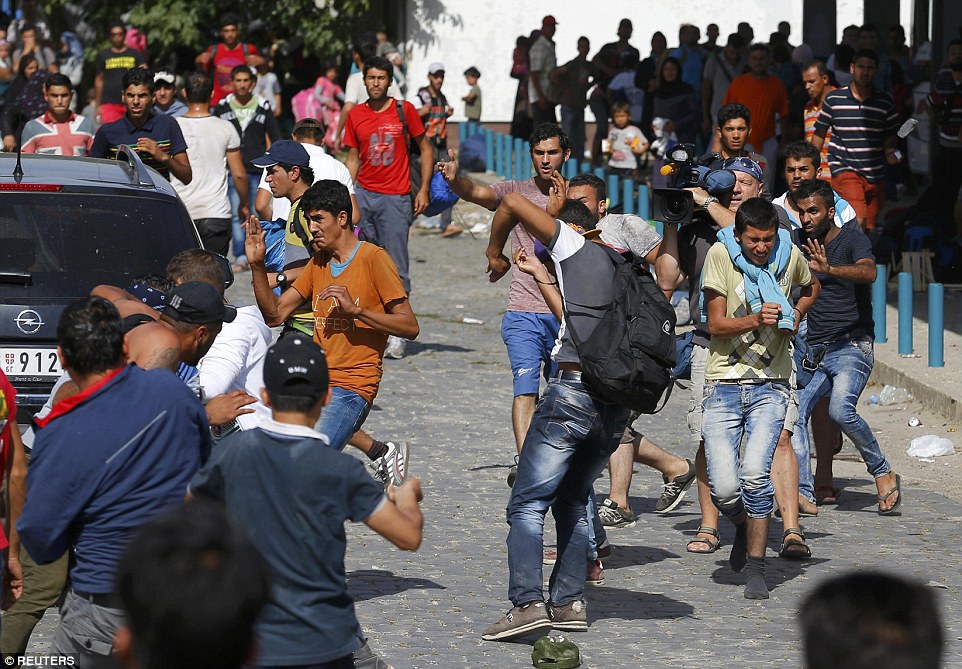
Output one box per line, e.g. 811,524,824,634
15,309,44,335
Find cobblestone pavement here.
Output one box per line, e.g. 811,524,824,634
23,198,962,667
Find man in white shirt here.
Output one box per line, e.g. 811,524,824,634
529,16,559,125
172,71,250,256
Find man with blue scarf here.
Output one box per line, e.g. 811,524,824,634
700,197,819,599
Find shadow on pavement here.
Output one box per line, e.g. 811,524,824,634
404,341,473,355
348,569,445,602
604,545,681,569
586,587,695,622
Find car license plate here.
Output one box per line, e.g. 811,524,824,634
2,348,63,378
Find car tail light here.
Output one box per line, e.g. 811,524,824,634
0,184,64,191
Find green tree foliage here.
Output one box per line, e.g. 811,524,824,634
43,0,369,62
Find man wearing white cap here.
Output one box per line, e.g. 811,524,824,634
414,62,460,235
152,70,187,117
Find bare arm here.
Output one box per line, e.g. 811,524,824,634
226,149,250,221
810,127,826,151
346,147,360,182
413,133,433,216
254,187,273,221
649,225,682,299
3,425,27,608
804,239,877,283
486,193,559,282
687,188,736,228
335,101,356,151
364,479,424,551
167,152,192,185
437,149,501,210
513,247,563,319
705,288,770,338
350,194,361,227
318,286,419,340
94,72,104,108
245,216,308,326
793,278,820,324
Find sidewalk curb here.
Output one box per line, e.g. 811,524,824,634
870,359,962,423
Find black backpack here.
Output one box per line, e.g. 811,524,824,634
565,245,676,413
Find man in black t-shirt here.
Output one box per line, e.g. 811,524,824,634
791,179,901,516
94,20,146,124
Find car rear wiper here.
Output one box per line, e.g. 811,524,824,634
0,271,32,286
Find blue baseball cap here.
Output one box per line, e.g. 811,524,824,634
251,140,311,169
723,156,764,183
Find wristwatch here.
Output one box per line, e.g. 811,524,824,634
275,272,288,288
703,196,718,210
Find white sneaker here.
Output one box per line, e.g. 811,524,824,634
385,336,406,359
370,441,410,488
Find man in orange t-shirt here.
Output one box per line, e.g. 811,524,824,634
247,178,419,486
722,43,788,191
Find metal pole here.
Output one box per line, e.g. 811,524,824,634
580,161,591,175
637,183,650,220
622,179,634,215
898,271,913,355
593,166,605,180
484,129,494,173
872,263,887,343
514,137,530,181
607,174,619,208
928,283,944,367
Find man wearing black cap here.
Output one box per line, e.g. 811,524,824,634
189,334,424,669
18,297,211,667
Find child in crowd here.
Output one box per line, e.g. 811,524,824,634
462,66,482,122
253,60,282,116
606,100,648,179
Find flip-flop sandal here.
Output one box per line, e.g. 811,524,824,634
686,527,721,554
779,528,812,559
815,485,841,505
877,474,903,515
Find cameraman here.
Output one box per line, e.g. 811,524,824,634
675,157,809,557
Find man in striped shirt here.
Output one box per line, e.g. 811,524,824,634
801,61,835,181
812,49,899,231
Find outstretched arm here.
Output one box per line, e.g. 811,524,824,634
437,149,500,210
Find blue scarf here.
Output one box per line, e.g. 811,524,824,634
706,227,796,332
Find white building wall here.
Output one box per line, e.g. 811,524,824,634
402,0,867,123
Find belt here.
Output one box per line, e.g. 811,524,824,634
72,589,124,609
553,370,583,382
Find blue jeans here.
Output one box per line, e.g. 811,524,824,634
701,381,790,518
228,171,261,260
560,105,586,163
315,387,372,452
792,337,891,502
506,377,629,606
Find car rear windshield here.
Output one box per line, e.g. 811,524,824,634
0,192,197,299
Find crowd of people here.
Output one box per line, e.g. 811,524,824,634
0,10,956,669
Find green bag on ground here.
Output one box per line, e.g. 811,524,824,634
531,634,581,668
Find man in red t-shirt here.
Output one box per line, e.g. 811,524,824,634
195,13,264,107
344,55,433,307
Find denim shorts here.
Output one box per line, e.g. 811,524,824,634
501,311,560,396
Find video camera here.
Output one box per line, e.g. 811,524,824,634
651,144,735,226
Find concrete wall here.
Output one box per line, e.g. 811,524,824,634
400,0,884,123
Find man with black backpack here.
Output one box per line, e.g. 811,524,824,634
344,55,433,359
481,190,675,641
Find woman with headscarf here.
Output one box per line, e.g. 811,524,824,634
2,54,48,151
650,56,697,188
57,31,84,88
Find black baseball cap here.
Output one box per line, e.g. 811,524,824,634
251,140,311,169
164,282,237,324
263,334,329,397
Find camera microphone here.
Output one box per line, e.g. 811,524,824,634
659,163,677,176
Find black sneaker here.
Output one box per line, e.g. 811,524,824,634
655,459,696,513
598,498,636,528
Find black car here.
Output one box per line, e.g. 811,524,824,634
0,147,201,420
